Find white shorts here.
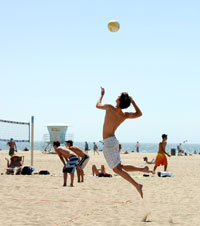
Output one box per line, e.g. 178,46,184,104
103,136,121,169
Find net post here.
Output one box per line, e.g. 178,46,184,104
31,116,34,166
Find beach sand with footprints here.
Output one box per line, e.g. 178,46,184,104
0,150,199,226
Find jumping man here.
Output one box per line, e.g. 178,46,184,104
96,87,153,198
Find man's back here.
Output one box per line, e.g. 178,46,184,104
69,146,86,157
57,146,75,158
103,105,126,139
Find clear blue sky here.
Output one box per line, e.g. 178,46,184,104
0,1,199,143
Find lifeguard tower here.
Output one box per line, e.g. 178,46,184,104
42,123,73,152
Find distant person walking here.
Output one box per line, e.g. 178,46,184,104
135,141,140,152
177,143,183,154
93,142,99,155
7,138,17,156
84,141,89,152
153,134,171,173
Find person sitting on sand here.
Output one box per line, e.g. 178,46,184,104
53,141,79,187
96,87,153,198
143,157,155,164
66,140,89,183
153,134,171,173
92,165,112,177
5,155,24,175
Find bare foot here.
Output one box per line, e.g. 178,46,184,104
63,184,67,187
136,184,143,198
143,166,154,174
143,166,149,172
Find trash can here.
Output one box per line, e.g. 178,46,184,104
171,148,176,156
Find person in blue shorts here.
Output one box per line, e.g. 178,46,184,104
53,141,79,187
66,140,90,183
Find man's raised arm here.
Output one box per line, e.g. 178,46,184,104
124,96,142,119
96,87,111,110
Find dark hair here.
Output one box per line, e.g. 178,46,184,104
143,157,147,161
53,141,60,147
162,134,167,139
66,140,73,147
119,92,131,109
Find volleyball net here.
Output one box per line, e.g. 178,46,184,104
0,119,30,142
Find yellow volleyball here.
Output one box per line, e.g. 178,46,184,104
108,20,120,32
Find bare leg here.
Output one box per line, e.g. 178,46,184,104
113,164,143,198
70,173,74,186
63,173,67,186
122,165,153,173
76,166,81,182
153,165,157,173
101,165,105,174
92,165,99,176
80,169,84,182
164,165,167,171
5,158,10,168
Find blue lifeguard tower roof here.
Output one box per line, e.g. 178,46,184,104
46,123,69,144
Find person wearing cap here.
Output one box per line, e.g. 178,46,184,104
153,134,171,173
7,138,17,156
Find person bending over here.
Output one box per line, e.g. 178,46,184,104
96,87,153,198
53,141,79,187
66,140,90,183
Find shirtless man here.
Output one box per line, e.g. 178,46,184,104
153,134,171,172
96,87,152,198
66,140,89,182
53,141,79,187
7,138,17,156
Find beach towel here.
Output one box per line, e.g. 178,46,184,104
158,171,173,177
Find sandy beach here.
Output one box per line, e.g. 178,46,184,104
0,150,200,226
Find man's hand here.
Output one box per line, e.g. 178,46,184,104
129,95,134,102
101,87,105,96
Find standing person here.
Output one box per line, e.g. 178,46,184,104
66,140,90,182
53,141,79,187
135,141,140,152
96,87,153,198
7,138,17,156
93,142,99,155
84,141,89,152
153,134,171,173
177,143,183,154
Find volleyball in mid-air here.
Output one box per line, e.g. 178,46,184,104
108,20,120,32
